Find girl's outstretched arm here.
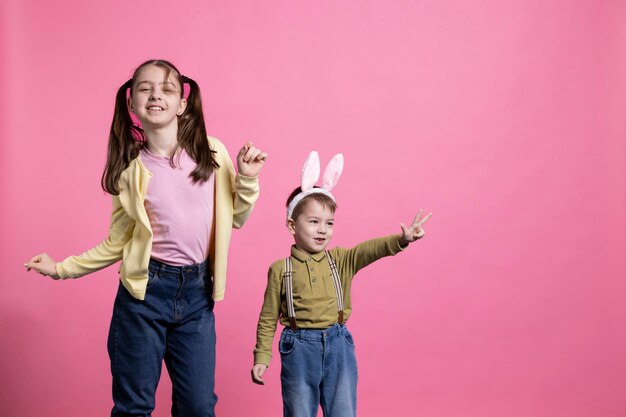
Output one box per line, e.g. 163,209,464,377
24,195,134,280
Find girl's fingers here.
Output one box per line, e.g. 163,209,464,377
238,141,253,157
25,254,45,270
243,146,258,162
247,148,262,163
239,142,266,164
400,223,409,236
243,148,267,164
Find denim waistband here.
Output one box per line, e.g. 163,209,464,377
148,257,209,277
284,323,346,341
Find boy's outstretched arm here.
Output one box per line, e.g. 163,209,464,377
336,209,433,276
399,209,432,246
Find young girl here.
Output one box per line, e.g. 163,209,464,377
25,59,267,417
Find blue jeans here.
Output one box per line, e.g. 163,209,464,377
107,258,217,417
280,324,358,417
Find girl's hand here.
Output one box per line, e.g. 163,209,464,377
237,141,268,177
24,253,60,279
251,364,268,385
399,209,432,246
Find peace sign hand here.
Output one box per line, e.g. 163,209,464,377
399,209,432,246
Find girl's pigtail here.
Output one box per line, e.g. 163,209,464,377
179,76,219,183
101,79,144,195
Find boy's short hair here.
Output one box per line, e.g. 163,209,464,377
286,186,337,220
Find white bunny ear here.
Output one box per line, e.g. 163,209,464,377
301,151,320,192
321,153,343,191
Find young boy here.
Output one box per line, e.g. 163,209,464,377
251,152,431,417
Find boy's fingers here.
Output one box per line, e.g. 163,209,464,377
412,209,423,226
400,223,409,235
251,369,265,385
418,212,433,226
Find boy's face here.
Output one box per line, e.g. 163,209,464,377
288,199,335,255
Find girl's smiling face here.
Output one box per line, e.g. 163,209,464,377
288,199,335,255
128,64,186,130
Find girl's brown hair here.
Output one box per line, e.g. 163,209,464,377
101,59,219,195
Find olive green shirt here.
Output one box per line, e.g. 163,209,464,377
254,234,406,366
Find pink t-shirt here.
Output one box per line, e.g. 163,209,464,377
140,147,215,266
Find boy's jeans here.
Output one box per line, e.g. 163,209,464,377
107,258,217,417
280,323,358,417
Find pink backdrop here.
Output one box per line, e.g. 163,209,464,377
1,1,625,416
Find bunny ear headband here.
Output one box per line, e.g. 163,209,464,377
287,151,344,219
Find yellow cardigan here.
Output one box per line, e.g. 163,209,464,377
56,137,259,301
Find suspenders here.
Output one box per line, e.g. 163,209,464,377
283,257,298,331
283,251,344,331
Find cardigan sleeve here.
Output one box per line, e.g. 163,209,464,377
213,138,260,229
56,195,135,279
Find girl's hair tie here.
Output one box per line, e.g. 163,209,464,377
287,151,344,219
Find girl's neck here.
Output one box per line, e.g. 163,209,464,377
144,126,179,157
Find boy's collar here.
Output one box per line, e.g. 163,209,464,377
290,245,327,263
